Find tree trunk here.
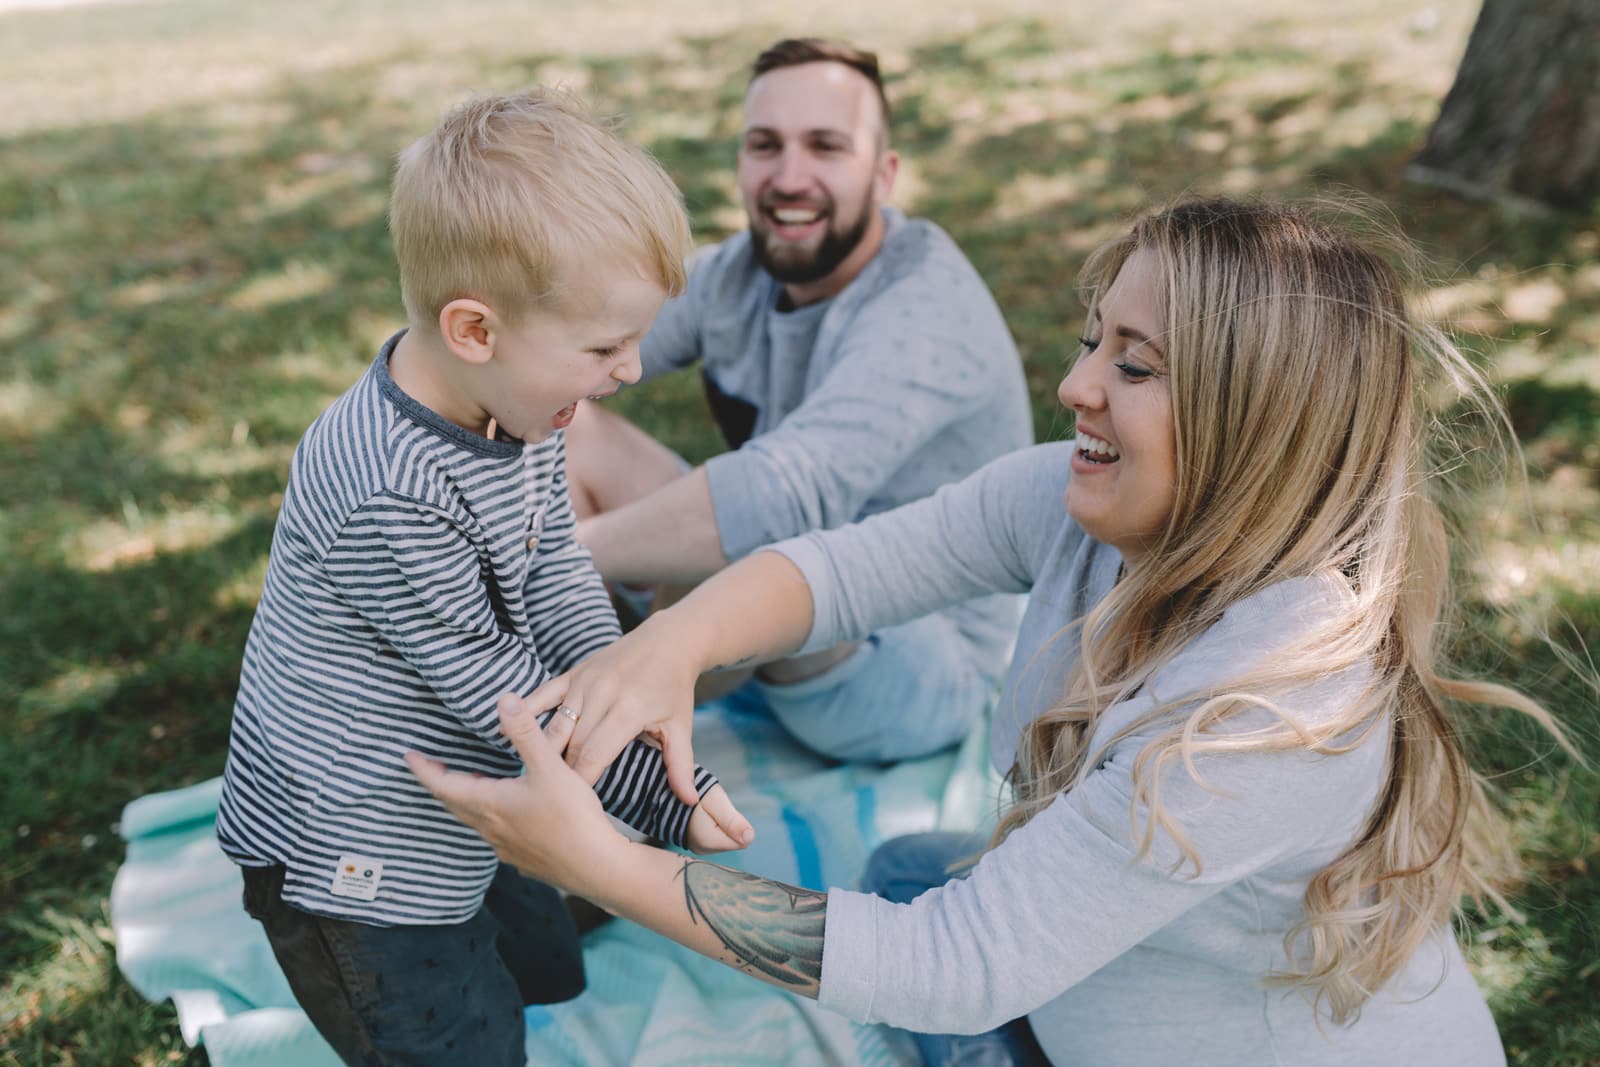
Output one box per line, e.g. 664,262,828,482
1408,0,1600,213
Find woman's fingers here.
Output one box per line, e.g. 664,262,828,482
405,752,493,826
514,675,571,729
658,721,704,809
538,693,581,752
497,693,564,772
565,702,632,787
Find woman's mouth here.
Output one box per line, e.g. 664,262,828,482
1075,431,1121,464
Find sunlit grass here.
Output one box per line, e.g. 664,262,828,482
1,0,1595,1063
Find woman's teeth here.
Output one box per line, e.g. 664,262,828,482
1077,433,1120,461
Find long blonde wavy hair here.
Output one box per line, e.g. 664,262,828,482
994,198,1573,1022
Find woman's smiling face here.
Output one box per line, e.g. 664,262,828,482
1058,247,1177,566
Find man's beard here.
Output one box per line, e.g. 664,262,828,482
749,197,875,285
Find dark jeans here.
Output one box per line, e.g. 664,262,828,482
861,833,1053,1067
241,863,584,1066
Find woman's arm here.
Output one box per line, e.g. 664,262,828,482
536,548,815,804
533,445,1068,802
407,696,826,996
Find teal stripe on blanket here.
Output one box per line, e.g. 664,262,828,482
112,696,1002,1066
780,806,824,890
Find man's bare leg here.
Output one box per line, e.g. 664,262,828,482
696,643,855,703
564,400,857,694
563,401,689,520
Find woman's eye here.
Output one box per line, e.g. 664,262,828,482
1115,361,1154,381
1078,335,1101,352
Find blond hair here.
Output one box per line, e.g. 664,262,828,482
995,198,1575,1022
389,88,691,327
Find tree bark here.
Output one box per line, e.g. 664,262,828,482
1408,0,1600,213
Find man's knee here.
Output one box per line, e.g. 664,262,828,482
773,699,978,763
758,633,989,763
561,401,691,519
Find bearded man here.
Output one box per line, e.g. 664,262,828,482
563,37,1031,764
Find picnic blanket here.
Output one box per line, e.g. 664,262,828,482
111,687,1004,1066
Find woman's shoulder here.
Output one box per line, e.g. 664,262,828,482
1215,571,1357,644
977,440,1076,492
1146,571,1371,730
968,441,1082,561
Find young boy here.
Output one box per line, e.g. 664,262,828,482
215,89,751,1065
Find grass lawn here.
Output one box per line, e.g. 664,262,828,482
2,0,1596,1063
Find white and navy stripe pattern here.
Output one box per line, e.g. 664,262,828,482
216,334,714,926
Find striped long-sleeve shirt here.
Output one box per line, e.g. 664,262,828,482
216,334,714,925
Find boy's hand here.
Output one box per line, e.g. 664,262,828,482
685,784,755,854
521,612,703,806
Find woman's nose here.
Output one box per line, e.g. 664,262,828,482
1057,356,1101,412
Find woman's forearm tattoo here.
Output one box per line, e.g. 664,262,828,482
677,859,825,996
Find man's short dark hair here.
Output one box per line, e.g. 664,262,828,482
749,38,892,140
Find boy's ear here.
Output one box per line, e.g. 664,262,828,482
438,299,497,366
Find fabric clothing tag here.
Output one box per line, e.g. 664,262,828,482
330,855,384,901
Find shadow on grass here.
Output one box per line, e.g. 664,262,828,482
1456,587,1600,1065
2,12,1597,1065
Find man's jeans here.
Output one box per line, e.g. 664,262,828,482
757,613,992,762
241,862,583,1066
860,832,1053,1067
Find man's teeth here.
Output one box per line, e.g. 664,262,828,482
1077,433,1121,459
773,208,822,224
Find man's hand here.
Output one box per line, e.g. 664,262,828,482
520,612,707,807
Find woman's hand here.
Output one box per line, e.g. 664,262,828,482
519,550,817,808
411,694,824,1001
520,610,712,807
405,693,631,898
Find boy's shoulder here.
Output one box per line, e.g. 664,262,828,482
285,354,469,534
294,358,396,485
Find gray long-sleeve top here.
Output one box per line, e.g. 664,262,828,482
640,207,1032,683
771,442,1505,1067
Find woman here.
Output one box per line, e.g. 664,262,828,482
409,198,1569,1065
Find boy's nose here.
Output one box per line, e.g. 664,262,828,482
612,350,643,385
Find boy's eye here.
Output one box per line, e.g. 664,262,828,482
589,346,622,359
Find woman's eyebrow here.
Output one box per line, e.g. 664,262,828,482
1093,307,1167,358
